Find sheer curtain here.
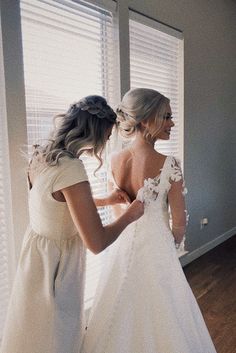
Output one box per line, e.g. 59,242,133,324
20,0,117,310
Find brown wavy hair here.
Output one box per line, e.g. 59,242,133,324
32,95,117,173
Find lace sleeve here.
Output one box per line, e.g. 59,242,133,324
168,157,189,251
169,157,187,195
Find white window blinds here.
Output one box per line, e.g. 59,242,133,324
20,0,116,310
129,11,184,159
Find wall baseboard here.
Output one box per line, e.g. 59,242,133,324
180,227,236,267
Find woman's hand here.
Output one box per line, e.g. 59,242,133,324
94,189,131,207
106,188,131,205
125,199,144,223
62,182,144,253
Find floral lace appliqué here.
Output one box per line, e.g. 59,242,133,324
168,157,189,251
169,157,188,196
137,173,162,205
169,158,182,183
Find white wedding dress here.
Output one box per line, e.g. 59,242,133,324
81,156,217,353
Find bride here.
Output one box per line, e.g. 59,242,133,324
81,88,217,353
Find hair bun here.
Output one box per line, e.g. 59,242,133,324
116,107,127,122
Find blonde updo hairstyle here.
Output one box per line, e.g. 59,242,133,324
117,88,170,142
32,95,117,172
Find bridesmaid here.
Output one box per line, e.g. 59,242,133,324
0,95,144,353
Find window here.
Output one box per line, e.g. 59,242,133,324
129,11,184,160
130,12,186,256
20,0,116,310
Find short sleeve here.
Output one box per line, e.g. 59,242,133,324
52,157,88,192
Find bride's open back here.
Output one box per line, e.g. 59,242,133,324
110,146,167,201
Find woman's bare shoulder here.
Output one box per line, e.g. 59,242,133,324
110,148,131,166
146,150,168,164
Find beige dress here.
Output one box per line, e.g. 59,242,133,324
1,156,88,353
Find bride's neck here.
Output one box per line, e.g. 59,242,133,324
131,133,155,149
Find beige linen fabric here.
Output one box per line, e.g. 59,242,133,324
1,157,88,353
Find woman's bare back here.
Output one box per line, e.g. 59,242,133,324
111,146,167,202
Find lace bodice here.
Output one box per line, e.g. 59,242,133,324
136,156,186,203
109,155,188,252
135,156,188,251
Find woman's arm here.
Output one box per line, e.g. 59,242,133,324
94,188,131,207
167,179,187,244
62,181,143,254
107,181,128,218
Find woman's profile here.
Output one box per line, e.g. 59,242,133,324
81,88,217,353
0,95,144,353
